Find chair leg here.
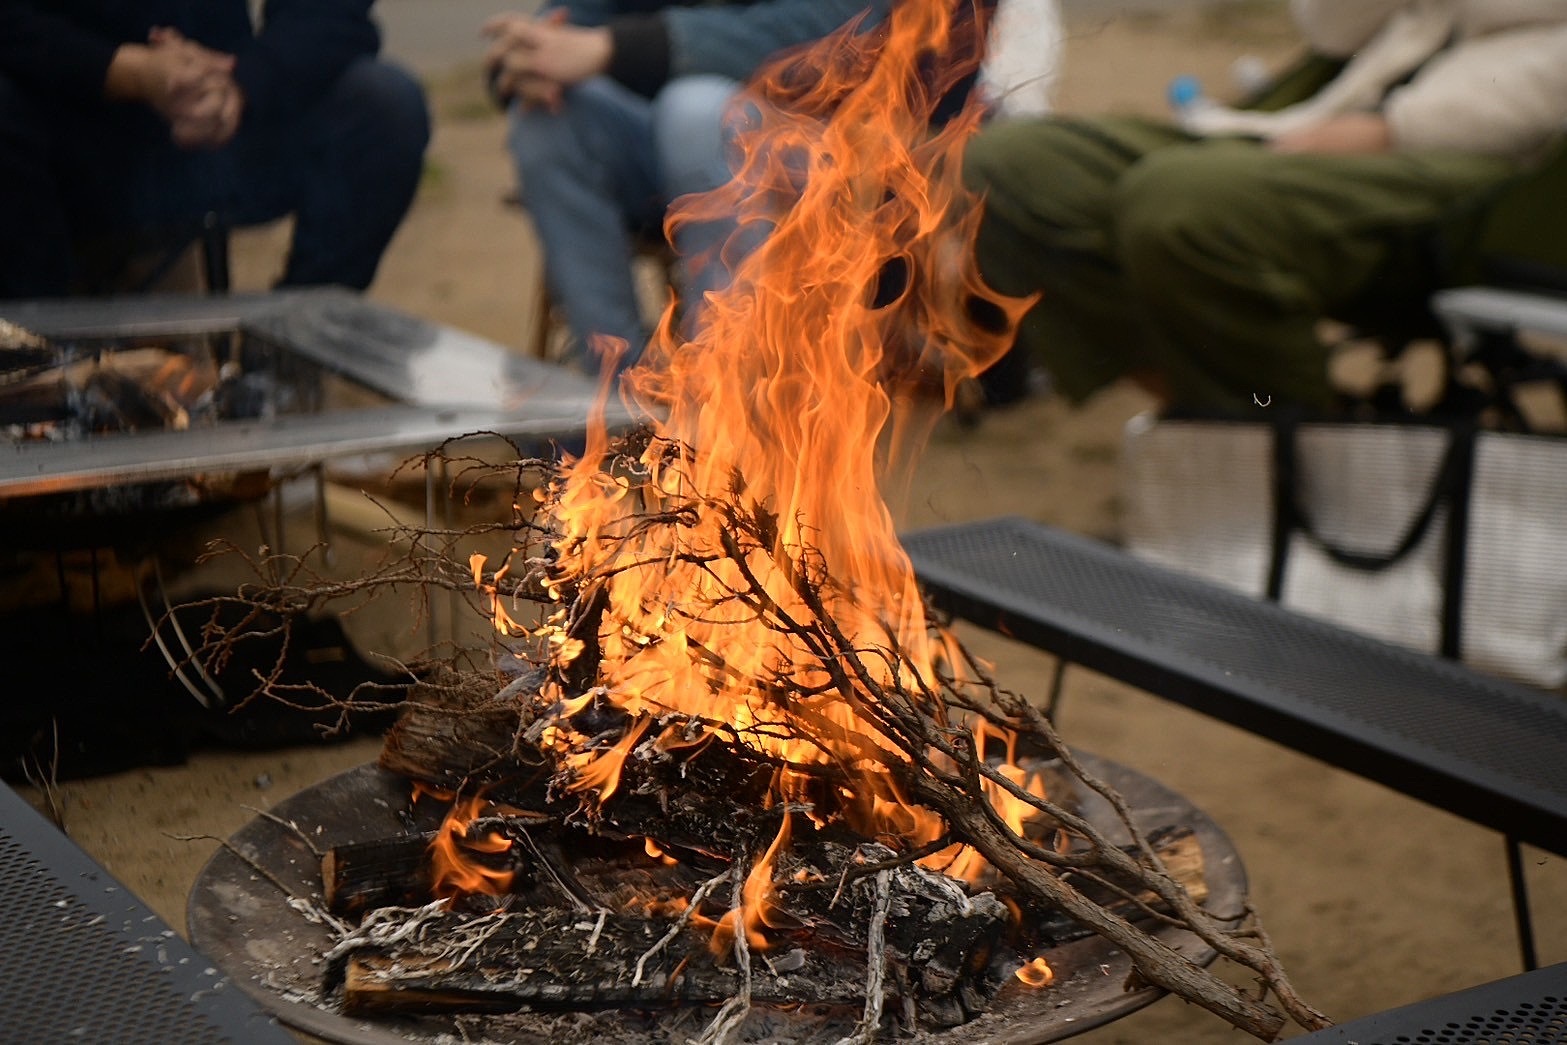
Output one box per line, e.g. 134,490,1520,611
134,554,226,710
1505,835,1539,972
533,277,555,360
1043,657,1069,724
200,212,231,293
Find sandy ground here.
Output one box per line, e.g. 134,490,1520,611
14,3,1566,1042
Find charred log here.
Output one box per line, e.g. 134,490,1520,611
779,841,1007,1003
322,817,548,917
338,907,865,1017
377,669,539,791
322,833,439,916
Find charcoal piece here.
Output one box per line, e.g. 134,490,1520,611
780,841,1009,1002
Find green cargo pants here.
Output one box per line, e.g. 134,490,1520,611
962,116,1515,411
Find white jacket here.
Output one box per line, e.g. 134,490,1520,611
1188,0,1567,161
980,0,1062,118
1296,0,1567,158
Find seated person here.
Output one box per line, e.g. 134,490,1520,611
0,0,429,297
961,0,1567,413
484,0,894,375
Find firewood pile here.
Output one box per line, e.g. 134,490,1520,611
0,321,312,537
320,664,1200,1030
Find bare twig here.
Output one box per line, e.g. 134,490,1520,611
833,867,892,1045
633,869,732,988
691,860,752,1045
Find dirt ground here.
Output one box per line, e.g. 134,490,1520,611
17,3,1565,1042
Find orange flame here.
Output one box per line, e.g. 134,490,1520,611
1016,956,1055,988
478,0,1036,881
710,814,794,956
917,719,1051,883
429,793,516,900
564,715,651,805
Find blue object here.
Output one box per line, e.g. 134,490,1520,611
1167,74,1203,110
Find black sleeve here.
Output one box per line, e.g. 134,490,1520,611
232,0,382,125
0,2,121,107
605,13,671,98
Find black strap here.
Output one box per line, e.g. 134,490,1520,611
1265,412,1298,602
1270,418,1471,577
1438,422,1477,660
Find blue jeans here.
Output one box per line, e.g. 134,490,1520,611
507,74,742,371
0,57,429,296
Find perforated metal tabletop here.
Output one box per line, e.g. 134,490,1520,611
0,779,296,1043
901,516,1567,858
1295,961,1567,1043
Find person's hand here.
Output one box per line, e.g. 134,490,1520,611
1270,113,1392,155
148,27,244,149
482,9,612,112
164,75,244,149
106,27,242,149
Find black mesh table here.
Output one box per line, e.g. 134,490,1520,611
1294,961,1567,1044
901,516,1567,969
0,779,297,1043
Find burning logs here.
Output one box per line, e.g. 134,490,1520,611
187,755,1264,1045
357,693,1022,1022
305,672,1225,1037
1,336,241,438
189,421,1327,1040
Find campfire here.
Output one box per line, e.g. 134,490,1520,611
180,1,1331,1041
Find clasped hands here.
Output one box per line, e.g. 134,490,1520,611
482,9,612,112
109,26,244,149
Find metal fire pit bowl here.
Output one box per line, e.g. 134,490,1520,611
187,753,1247,1045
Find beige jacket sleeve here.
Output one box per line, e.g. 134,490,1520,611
1384,23,1567,159
1290,0,1410,56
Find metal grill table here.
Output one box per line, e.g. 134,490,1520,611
1294,961,1567,1044
0,779,297,1043
0,288,621,498
901,516,1567,969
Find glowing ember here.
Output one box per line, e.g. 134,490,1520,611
1015,956,1055,988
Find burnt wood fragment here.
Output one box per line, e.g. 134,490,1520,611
322,833,438,916
339,907,865,1016
377,670,540,791
780,842,1009,1003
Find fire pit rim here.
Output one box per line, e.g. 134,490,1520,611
186,752,1247,1045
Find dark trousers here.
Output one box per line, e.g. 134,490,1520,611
0,57,429,298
